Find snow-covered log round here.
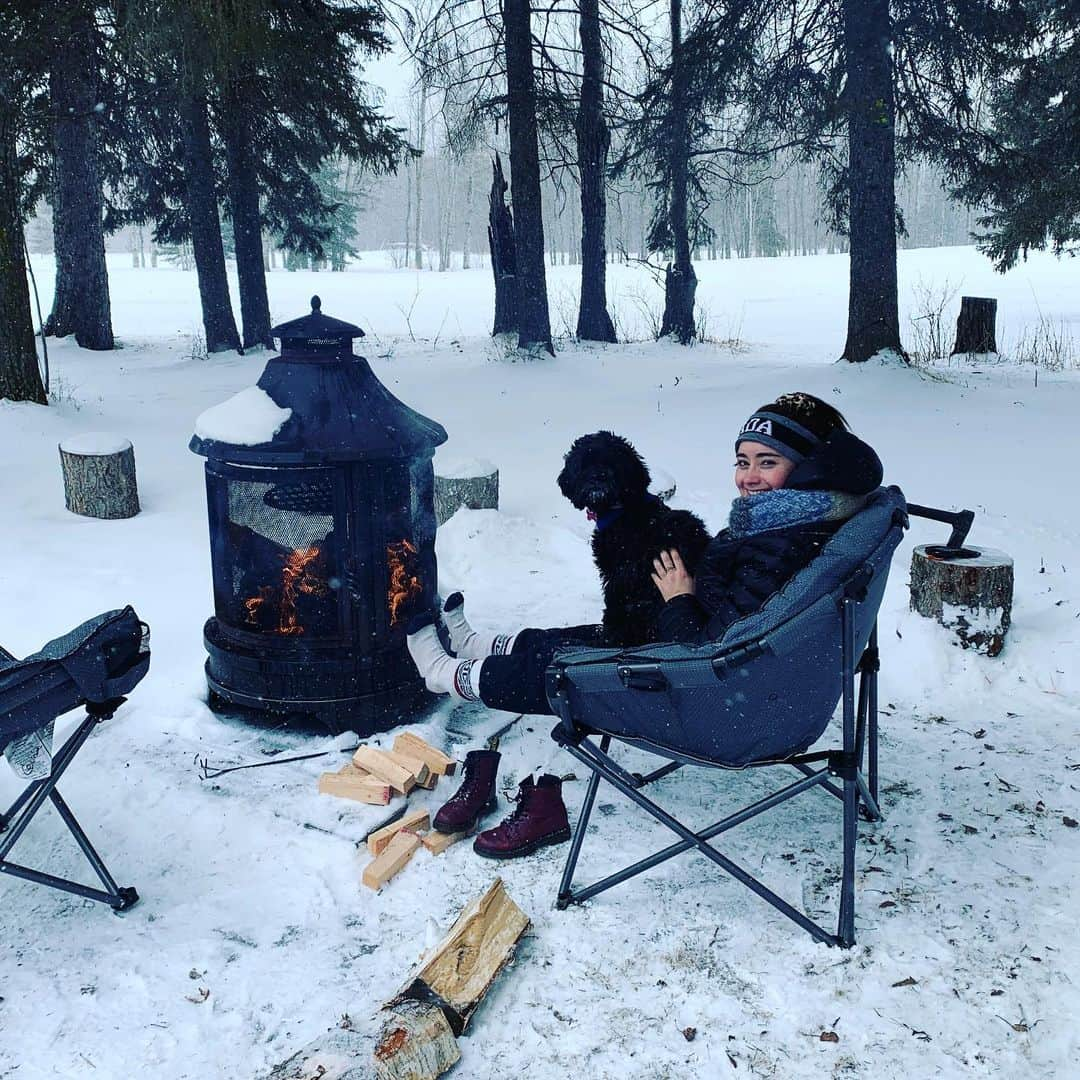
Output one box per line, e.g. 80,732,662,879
909,544,1013,656
59,433,140,519
434,458,498,526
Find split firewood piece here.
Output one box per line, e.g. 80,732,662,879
367,808,431,857
421,829,470,856
383,750,431,788
388,878,530,1035
417,771,439,791
392,733,457,777
362,829,422,891
317,763,392,806
373,999,461,1080
353,746,416,795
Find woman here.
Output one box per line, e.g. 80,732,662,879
406,392,883,858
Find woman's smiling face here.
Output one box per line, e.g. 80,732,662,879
734,441,795,496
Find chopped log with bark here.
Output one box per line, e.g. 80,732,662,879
392,733,456,776
59,434,140,519
367,808,430,856
388,877,530,1035
373,1000,461,1080
362,829,422,890
910,544,1013,656
372,879,529,1078
434,463,498,526
952,296,998,355
487,155,517,336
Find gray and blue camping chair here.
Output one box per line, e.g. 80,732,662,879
547,488,969,947
0,607,149,911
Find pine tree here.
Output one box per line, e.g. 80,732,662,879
0,4,49,404
950,1,1078,270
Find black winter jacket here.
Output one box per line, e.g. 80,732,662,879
655,429,882,646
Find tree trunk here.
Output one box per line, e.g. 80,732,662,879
221,85,274,350
413,88,427,271
575,0,616,342
462,168,473,270
43,4,113,350
0,104,46,404
503,0,553,354
952,296,997,354
659,0,697,344
179,83,241,353
487,154,517,335
841,0,903,362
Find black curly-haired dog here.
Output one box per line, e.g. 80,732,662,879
557,431,712,646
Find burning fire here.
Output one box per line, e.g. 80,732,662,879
244,546,328,634
387,539,422,627
279,546,329,634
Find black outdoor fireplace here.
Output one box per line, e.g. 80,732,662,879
190,297,447,733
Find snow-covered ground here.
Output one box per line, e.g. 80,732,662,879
2,247,1078,1079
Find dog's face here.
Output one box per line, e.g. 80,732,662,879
557,431,651,513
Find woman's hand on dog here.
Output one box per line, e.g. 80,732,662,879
651,548,696,601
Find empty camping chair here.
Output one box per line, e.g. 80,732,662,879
546,487,969,947
1,607,150,911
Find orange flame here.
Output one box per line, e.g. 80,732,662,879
244,585,275,628
387,539,422,627
278,546,329,635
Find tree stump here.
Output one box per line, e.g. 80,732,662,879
952,296,998,355
910,545,1013,656
59,434,139,519
434,458,498,526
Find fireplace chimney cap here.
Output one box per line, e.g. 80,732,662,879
271,295,365,354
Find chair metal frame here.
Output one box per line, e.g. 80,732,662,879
548,503,968,948
1,698,139,911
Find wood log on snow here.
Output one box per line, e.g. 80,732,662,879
433,458,498,526
909,544,1013,656
392,733,457,777
366,808,430,856
373,878,529,1079
952,296,998,355
390,877,530,1034
59,433,140,519
352,746,416,795
362,829,423,891
373,1000,461,1080
318,764,392,805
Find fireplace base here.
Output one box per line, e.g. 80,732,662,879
203,617,433,735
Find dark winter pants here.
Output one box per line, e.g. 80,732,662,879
477,624,606,715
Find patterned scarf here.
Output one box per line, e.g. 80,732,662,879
727,488,869,539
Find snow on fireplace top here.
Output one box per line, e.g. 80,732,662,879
194,387,292,446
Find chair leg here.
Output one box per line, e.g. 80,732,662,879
0,712,138,911
837,774,859,948
557,735,608,908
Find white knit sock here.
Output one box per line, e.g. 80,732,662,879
442,593,517,658
407,621,483,702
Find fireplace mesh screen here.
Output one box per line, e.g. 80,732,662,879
219,475,340,639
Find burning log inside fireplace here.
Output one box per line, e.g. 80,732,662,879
387,539,423,627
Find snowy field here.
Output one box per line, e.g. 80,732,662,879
1,246,1078,1079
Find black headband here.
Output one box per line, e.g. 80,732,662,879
734,411,822,463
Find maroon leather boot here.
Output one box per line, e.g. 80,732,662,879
433,749,500,834
473,774,571,859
